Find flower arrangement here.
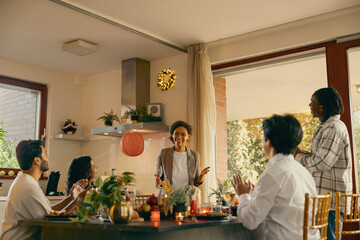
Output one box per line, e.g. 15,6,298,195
209,178,232,202
157,68,176,91
160,180,190,214
97,109,121,127
62,119,77,134
74,172,135,223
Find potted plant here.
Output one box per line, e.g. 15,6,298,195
74,172,135,223
160,180,190,216
62,119,77,135
123,106,162,123
97,109,121,127
123,106,140,123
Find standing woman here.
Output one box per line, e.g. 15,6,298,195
66,155,98,195
155,121,210,192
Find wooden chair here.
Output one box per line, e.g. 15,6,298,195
304,192,332,240
133,195,151,209
335,192,360,240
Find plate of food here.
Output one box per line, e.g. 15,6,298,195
196,213,228,220
44,210,76,221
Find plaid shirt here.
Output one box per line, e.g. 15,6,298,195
295,115,352,210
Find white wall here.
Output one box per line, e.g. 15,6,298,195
81,53,188,195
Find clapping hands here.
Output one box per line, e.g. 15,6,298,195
70,179,92,200
231,174,254,196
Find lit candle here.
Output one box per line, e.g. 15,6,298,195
151,211,160,222
175,212,184,221
200,208,210,215
190,200,198,216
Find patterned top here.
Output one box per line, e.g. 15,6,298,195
295,115,352,210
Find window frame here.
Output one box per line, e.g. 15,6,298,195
0,75,47,172
212,39,360,194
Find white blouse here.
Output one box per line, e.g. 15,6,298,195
237,154,319,240
171,151,188,189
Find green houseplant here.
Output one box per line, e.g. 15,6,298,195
209,178,231,203
123,106,162,123
62,119,77,134
97,109,121,127
74,172,135,223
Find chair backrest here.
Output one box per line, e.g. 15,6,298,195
133,195,151,209
304,192,332,240
335,192,360,240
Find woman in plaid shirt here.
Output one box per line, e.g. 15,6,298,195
295,87,353,240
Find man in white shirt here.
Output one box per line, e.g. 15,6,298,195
1,140,89,240
232,115,318,240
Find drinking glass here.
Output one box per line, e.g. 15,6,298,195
222,193,235,218
126,187,136,202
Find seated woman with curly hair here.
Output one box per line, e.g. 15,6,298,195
65,155,98,195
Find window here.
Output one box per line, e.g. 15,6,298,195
220,51,327,182
213,39,360,193
0,75,47,168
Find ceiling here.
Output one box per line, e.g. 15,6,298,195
0,0,359,75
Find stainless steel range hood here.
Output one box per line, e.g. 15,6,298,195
91,58,168,138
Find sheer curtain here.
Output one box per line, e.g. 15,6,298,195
187,44,217,202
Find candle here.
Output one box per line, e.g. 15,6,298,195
200,208,210,215
175,212,184,221
151,211,160,222
190,200,198,216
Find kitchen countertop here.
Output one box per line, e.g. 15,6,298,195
19,218,263,240
0,196,65,201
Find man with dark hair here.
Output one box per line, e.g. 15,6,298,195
295,87,352,240
1,140,90,240
232,114,318,239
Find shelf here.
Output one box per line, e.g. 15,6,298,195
91,122,169,137
53,134,89,141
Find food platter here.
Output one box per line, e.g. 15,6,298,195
44,215,76,221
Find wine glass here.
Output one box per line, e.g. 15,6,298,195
222,193,235,218
126,187,136,202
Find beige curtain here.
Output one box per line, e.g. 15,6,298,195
187,44,217,203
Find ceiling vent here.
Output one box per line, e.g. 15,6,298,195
62,39,98,56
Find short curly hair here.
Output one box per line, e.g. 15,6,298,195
169,121,192,144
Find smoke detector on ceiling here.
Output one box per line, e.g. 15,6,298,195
62,40,99,56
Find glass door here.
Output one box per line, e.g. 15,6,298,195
347,46,360,191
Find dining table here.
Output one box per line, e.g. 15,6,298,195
19,217,264,240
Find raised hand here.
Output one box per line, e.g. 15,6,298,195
70,179,88,200
231,174,253,196
200,166,210,177
197,166,210,184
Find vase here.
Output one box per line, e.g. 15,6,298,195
104,120,112,127
173,202,188,213
130,115,139,123
109,202,131,224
